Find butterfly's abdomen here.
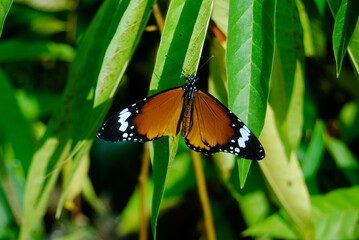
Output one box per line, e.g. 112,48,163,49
182,96,194,137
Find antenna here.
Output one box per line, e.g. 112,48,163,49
165,55,214,77
193,55,214,76
165,55,189,77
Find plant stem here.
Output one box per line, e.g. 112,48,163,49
191,151,216,240
138,144,151,240
152,3,164,33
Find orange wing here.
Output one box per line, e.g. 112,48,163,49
97,87,184,142
184,90,265,160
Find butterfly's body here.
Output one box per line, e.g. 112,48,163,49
182,75,198,137
97,74,265,160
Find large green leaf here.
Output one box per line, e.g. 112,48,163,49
243,211,299,239
20,0,155,237
332,0,359,77
57,0,156,218
0,69,34,174
312,186,359,239
0,69,30,231
270,0,304,152
0,0,12,37
226,0,274,186
259,105,314,239
245,186,359,239
148,0,213,238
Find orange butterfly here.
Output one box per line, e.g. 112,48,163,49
97,73,265,160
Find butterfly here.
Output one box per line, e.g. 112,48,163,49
97,73,265,160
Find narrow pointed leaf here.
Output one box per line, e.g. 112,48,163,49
148,0,213,238
0,0,12,37
20,0,155,237
226,0,274,186
0,69,34,174
328,0,359,77
270,0,304,151
301,120,325,179
332,0,359,77
57,0,156,217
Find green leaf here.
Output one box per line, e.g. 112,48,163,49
312,186,359,239
15,90,61,120
328,0,359,78
332,0,359,77
0,0,12,37
313,0,326,16
0,69,34,174
243,211,299,239
347,22,359,77
246,186,359,239
0,40,75,62
301,120,325,179
20,0,155,237
325,137,359,185
226,0,274,186
270,0,304,152
148,0,213,238
296,0,315,57
327,0,341,15
259,105,314,239
240,187,271,227
57,0,156,218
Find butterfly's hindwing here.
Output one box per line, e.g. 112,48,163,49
184,90,265,160
219,113,265,160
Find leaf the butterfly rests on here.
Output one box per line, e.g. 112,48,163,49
98,74,265,160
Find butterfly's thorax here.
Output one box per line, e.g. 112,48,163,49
182,75,198,137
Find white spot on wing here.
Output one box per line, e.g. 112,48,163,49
120,108,129,114
118,110,131,132
243,125,251,134
237,127,250,148
123,133,128,138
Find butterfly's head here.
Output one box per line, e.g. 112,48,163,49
185,75,199,86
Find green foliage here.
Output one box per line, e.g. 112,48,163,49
0,0,359,239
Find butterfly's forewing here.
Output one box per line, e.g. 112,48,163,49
185,90,265,160
97,87,184,142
